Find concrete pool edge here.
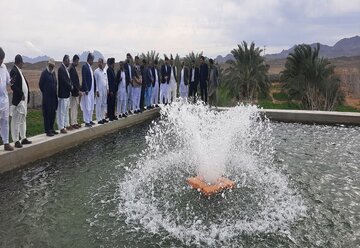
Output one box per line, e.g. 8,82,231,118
217,107,360,126
1,107,359,174
0,108,160,174
261,109,360,126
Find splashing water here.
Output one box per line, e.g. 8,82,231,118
118,102,306,246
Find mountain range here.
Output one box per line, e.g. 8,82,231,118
22,50,105,63
215,35,360,63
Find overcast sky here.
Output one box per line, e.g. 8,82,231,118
1,0,360,62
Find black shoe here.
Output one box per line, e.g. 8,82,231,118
113,116,118,120
147,106,152,109
98,120,104,124
15,141,23,148
103,119,109,123
90,121,95,125
46,132,54,137
21,138,32,145
122,113,128,118
85,123,92,127
119,115,123,118
51,130,59,135
155,104,159,107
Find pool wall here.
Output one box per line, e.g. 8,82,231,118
1,107,359,174
0,109,160,174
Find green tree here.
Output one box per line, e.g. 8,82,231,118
221,41,270,102
183,51,204,67
140,50,160,64
280,43,342,110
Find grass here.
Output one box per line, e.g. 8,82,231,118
257,99,301,110
272,92,289,101
26,109,44,137
335,104,360,112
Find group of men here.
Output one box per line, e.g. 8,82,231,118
0,48,219,151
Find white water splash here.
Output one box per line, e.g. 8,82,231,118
118,102,306,247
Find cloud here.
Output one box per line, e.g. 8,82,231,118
1,0,359,61
24,41,44,56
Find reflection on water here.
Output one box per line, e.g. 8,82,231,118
0,104,359,247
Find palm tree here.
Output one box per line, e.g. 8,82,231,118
183,51,204,67
221,41,270,101
140,50,160,64
280,43,342,110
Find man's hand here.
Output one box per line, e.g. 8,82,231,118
10,77,16,85
96,91,100,97
85,91,89,95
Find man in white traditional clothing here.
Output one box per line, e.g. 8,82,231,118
169,56,177,103
10,54,31,148
160,56,170,104
69,54,81,129
57,55,73,134
80,53,95,127
150,60,160,107
0,48,14,151
179,61,189,100
94,58,108,124
116,61,128,118
132,56,142,113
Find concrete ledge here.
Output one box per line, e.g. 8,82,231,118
0,108,160,174
259,109,360,126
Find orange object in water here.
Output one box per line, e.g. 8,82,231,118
187,176,236,196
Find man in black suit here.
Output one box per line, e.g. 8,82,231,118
107,58,118,121
10,54,31,148
57,55,73,134
124,53,134,113
69,54,81,129
199,56,209,103
188,60,200,103
179,61,189,100
150,60,160,107
160,56,171,104
39,58,58,136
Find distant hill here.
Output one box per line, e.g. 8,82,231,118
23,55,50,64
265,35,360,60
215,54,234,64
79,50,104,62
215,35,360,63
21,50,105,64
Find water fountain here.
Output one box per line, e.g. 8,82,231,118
118,102,307,246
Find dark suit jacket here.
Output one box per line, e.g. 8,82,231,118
170,66,177,83
124,62,134,86
116,69,130,88
107,67,117,93
161,64,171,84
180,66,189,85
81,63,95,93
189,67,200,84
10,65,30,106
69,64,80,97
58,64,72,98
199,63,209,85
150,67,160,87
143,66,153,87
39,69,58,108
